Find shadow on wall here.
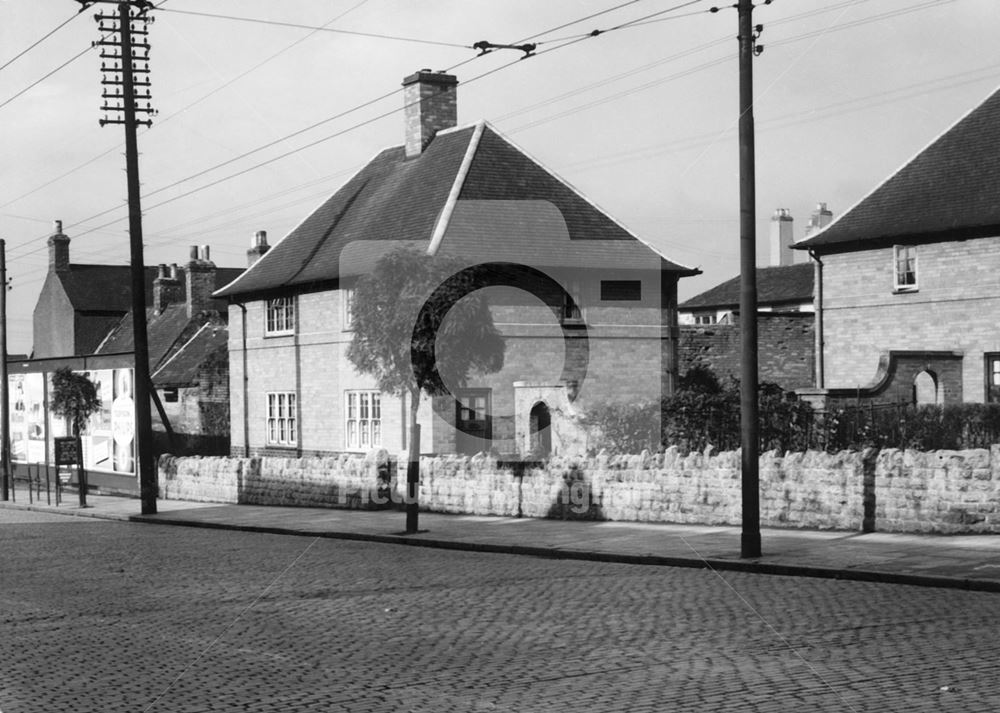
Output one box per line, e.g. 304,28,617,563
545,462,604,520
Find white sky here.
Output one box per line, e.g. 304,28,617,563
0,0,998,354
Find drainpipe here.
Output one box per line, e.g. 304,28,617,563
237,301,250,457
809,249,824,389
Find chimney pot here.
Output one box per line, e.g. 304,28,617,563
54,219,63,234
189,245,198,260
247,230,271,267
157,263,167,278
169,263,178,280
769,208,795,267
200,245,211,262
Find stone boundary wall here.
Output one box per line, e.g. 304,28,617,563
158,446,1000,533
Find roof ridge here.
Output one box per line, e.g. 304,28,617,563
152,321,209,380
427,120,486,255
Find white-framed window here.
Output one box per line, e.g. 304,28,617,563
266,392,297,446
694,313,716,325
342,287,355,331
265,296,295,335
893,245,917,292
346,390,381,450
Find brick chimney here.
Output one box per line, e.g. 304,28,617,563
186,244,217,317
769,208,794,266
48,220,70,274
804,202,833,239
247,229,270,267
402,69,458,159
152,263,184,314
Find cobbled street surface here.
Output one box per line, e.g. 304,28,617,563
2,509,999,713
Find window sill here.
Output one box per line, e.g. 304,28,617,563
264,331,295,339
560,318,587,329
892,286,919,295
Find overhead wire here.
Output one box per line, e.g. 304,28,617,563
0,0,373,213
0,11,81,74
156,7,471,49
4,0,675,248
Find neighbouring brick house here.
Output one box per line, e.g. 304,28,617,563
677,206,828,390
32,225,243,454
215,69,698,459
795,85,1000,406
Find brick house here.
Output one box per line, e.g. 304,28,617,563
215,69,698,459
795,85,1000,406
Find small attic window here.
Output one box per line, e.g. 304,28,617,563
162,387,178,403
600,280,641,301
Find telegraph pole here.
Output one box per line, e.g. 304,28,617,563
713,0,769,557
1,240,9,502
85,0,158,513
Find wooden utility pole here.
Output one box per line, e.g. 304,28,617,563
88,0,158,513
1,240,9,502
736,0,767,558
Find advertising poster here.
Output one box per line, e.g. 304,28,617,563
82,369,114,472
24,373,46,463
9,374,26,463
111,368,135,475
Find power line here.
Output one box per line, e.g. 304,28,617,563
0,0,371,213
3,1,686,236
0,11,81,74
157,7,471,49
0,0,173,113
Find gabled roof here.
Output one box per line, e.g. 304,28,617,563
216,121,696,299
798,85,1000,250
152,322,228,388
679,263,814,311
95,305,227,385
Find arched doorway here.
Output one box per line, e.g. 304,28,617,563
529,401,552,458
913,370,938,406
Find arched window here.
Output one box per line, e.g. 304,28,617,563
528,401,552,458
913,370,938,406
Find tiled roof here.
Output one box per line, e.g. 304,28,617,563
60,264,243,313
798,85,1000,250
679,263,814,310
216,121,695,298
60,265,156,312
96,305,228,386
152,322,228,387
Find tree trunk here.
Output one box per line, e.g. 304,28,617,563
406,388,420,533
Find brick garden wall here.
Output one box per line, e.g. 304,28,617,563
680,312,814,391
159,445,1000,533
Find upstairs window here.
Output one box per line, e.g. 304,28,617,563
265,296,295,335
893,245,917,292
694,313,716,325
342,288,355,331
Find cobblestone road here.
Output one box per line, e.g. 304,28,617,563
2,509,999,712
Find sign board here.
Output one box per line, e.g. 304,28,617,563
54,437,78,466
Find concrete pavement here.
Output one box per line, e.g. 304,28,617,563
3,492,1000,591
